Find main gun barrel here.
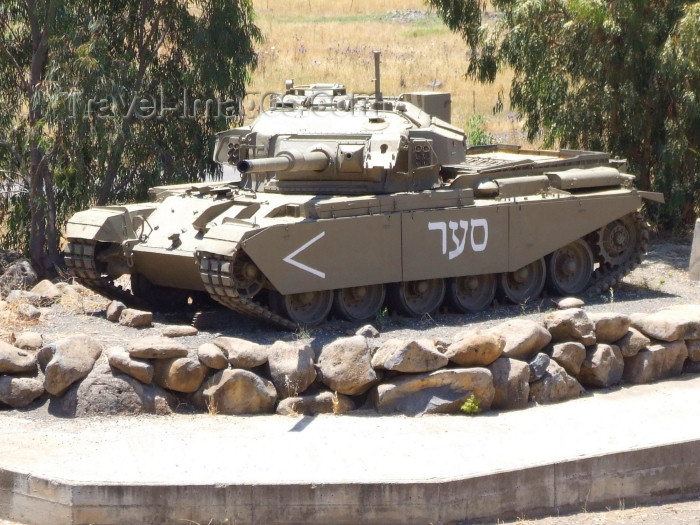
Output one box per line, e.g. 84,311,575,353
237,150,330,174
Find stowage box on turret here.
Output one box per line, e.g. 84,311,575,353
65,53,664,329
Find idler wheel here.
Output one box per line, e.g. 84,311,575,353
447,274,497,313
498,258,546,304
545,239,594,296
391,278,445,317
594,214,639,267
333,284,386,322
232,253,265,298
280,290,333,326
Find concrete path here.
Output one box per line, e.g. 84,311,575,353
2,375,700,524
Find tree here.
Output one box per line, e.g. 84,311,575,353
0,0,261,274
427,0,700,229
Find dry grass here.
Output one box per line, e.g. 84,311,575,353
249,0,523,140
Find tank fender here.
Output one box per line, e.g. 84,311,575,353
196,222,249,258
65,205,155,243
638,191,665,204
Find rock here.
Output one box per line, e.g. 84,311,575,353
549,341,587,376
105,300,126,322
557,297,585,309
214,337,268,369
5,290,42,307
13,331,43,350
127,336,188,359
162,325,198,338
318,336,377,395
153,357,208,393
615,328,650,358
0,341,37,373
623,341,688,384
683,360,700,375
17,303,40,320
544,308,596,345
444,330,504,367
495,319,552,360
197,343,229,370
687,339,700,362
276,390,355,416
372,368,494,416
54,358,175,416
43,335,103,396
488,358,530,410
267,341,316,398
118,308,153,328
578,344,624,388
105,346,154,384
528,353,550,383
355,324,379,338
529,361,585,404
631,309,700,342
195,369,276,415
0,376,44,408
0,260,38,298
371,338,447,373
433,337,450,353
589,312,631,344
54,282,82,302
29,279,62,305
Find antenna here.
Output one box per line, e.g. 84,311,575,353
373,50,382,103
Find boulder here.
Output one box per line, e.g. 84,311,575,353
318,336,377,395
0,375,44,408
118,308,153,328
549,341,587,376
355,324,379,338
686,339,700,362
153,357,208,393
195,369,276,415
267,341,316,398
544,309,596,345
0,340,37,374
578,344,624,388
528,353,550,383
5,290,41,306
17,303,40,320
43,335,103,396
0,260,38,298
623,341,688,384
105,346,154,384
162,325,198,338
372,368,494,416
444,330,504,367
214,337,268,369
128,336,188,359
494,319,552,360
588,312,631,344
29,280,62,305
557,297,585,309
615,328,650,358
105,301,126,322
529,361,585,404
371,338,448,373
13,331,43,350
197,343,229,370
276,390,355,416
488,358,530,410
54,282,82,303
631,310,700,342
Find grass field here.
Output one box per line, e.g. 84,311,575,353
248,0,522,141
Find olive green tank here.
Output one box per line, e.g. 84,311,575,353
64,53,663,329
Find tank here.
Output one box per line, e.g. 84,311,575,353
64,52,664,329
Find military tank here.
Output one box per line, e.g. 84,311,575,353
64,52,663,329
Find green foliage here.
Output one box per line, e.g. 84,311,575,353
465,115,495,146
460,394,482,415
427,0,700,230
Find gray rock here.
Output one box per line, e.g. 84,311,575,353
488,358,530,410
589,312,632,344
13,331,43,350
17,303,40,320
371,338,447,373
685,339,700,362
105,301,126,322
529,361,585,404
267,341,316,398
214,337,268,369
43,335,103,396
623,341,688,384
0,340,37,374
318,336,377,395
276,390,355,416
106,346,154,384
549,341,587,376
0,260,38,298
578,344,624,388
29,280,62,305
544,308,596,346
494,319,552,360
557,297,585,309
118,308,153,328
372,368,494,416
0,375,44,408
6,290,42,307
615,328,650,358
631,309,700,342
444,330,504,367
153,357,208,393
528,353,550,383
355,324,379,338
162,325,198,338
195,369,276,415
128,336,188,359
197,343,229,370
54,282,82,302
